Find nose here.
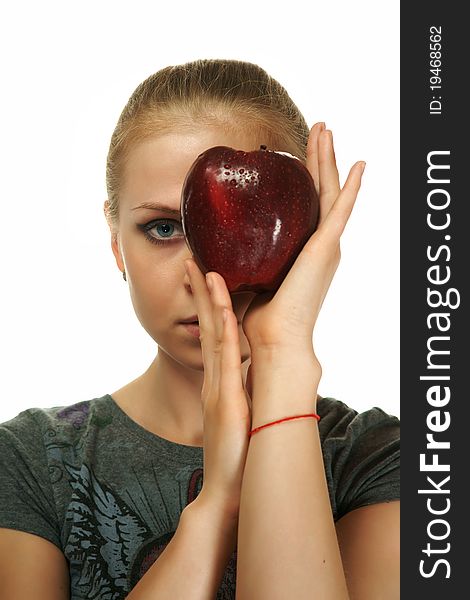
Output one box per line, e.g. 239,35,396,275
182,249,196,291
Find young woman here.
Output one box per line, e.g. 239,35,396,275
0,58,400,599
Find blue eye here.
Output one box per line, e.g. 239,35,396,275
138,219,184,246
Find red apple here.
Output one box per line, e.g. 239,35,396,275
180,145,320,293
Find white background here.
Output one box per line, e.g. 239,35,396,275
0,0,399,423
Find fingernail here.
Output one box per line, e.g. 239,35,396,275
360,161,366,173
320,122,326,131
206,273,213,292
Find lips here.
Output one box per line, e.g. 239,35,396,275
179,315,242,325
180,315,199,324
181,321,201,339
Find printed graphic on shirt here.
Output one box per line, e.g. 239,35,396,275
63,462,237,599
57,401,113,430
57,402,92,429
64,462,151,598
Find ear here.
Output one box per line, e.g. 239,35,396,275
111,234,125,273
104,200,125,273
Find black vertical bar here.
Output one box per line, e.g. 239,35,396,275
401,3,468,597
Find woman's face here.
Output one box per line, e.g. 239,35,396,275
108,126,260,371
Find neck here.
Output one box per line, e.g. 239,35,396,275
122,348,250,447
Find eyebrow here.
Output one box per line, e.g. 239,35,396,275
131,201,181,216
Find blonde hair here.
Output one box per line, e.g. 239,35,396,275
105,58,311,235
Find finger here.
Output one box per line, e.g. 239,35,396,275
305,122,325,197
184,258,216,340
316,160,365,244
219,308,246,411
272,161,365,314
206,271,235,322
317,129,341,226
203,272,232,405
184,259,217,396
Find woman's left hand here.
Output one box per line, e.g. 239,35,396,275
240,123,365,361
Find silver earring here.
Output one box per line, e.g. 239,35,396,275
122,270,127,281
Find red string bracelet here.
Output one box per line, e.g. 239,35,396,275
248,413,321,438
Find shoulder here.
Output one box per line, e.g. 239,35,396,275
0,395,113,549
317,395,399,458
0,395,114,462
317,395,399,437
316,395,400,520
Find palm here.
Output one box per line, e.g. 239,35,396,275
240,123,365,354
240,288,276,348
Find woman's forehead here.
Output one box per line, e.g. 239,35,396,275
120,129,263,209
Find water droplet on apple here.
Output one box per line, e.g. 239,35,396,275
225,171,230,175
224,164,231,169
239,168,245,174
230,179,237,186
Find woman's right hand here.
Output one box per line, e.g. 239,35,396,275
184,258,252,520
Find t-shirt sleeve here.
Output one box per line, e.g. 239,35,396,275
0,409,61,549
319,399,400,521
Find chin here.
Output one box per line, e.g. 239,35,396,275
154,342,203,372
161,337,251,373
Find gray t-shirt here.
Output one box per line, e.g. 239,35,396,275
0,393,399,599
